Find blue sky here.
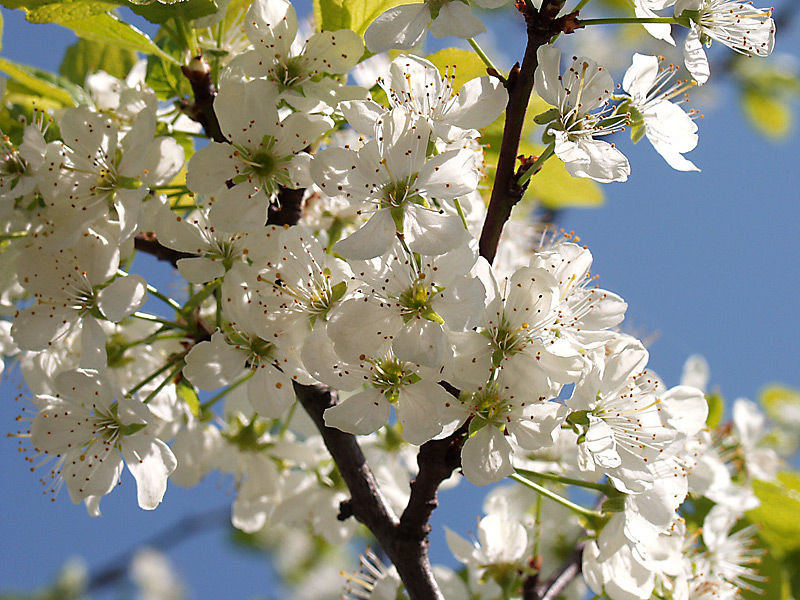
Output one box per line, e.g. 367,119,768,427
1,3,798,598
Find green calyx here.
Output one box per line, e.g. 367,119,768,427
399,279,444,324
225,416,272,452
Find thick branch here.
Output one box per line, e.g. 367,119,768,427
134,233,196,268
294,382,444,600
479,0,566,264
399,420,468,538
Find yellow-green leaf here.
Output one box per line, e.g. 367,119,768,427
0,56,74,106
313,0,409,36
742,89,792,139
177,380,201,417
760,384,800,426
425,47,490,91
747,471,800,556
706,392,725,428
529,153,603,209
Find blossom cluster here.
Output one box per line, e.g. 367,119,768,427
0,0,783,597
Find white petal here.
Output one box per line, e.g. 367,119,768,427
683,23,710,85
334,208,396,260
461,425,515,486
417,148,480,198
364,4,431,53
80,316,107,371
323,389,391,436
177,256,226,285
396,380,451,445
404,204,467,257
429,2,486,39
392,317,448,368
183,331,246,390
247,365,295,418
121,435,177,510
442,76,508,132
97,274,147,322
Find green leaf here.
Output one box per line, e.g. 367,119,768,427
56,12,176,63
25,0,120,22
742,88,792,139
313,0,408,36
60,37,139,85
747,471,800,556
706,392,724,428
125,0,218,25
0,57,75,105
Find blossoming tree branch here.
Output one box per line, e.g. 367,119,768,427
1,0,799,598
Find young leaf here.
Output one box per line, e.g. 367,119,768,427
0,56,75,105
312,0,407,36
60,37,139,85
53,12,177,63
125,0,218,25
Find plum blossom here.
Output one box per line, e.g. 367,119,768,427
342,54,508,142
28,368,176,514
186,78,332,224
675,0,775,84
534,45,631,183
622,54,701,171
364,0,487,54
230,0,366,112
311,107,477,259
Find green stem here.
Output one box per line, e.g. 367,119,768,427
453,198,469,231
132,312,193,331
127,353,186,397
533,492,542,561
510,473,603,519
277,401,298,440
174,16,199,54
467,38,502,79
200,370,254,411
182,279,221,315
141,361,185,404
572,0,593,13
578,16,679,25
515,468,615,494
152,184,191,191
123,332,188,351
117,269,183,313
0,231,28,241
515,142,556,188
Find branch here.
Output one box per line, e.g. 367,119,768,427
267,186,306,226
399,420,468,538
479,0,566,264
134,233,197,268
535,541,585,600
293,382,444,600
87,506,230,592
181,56,226,144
